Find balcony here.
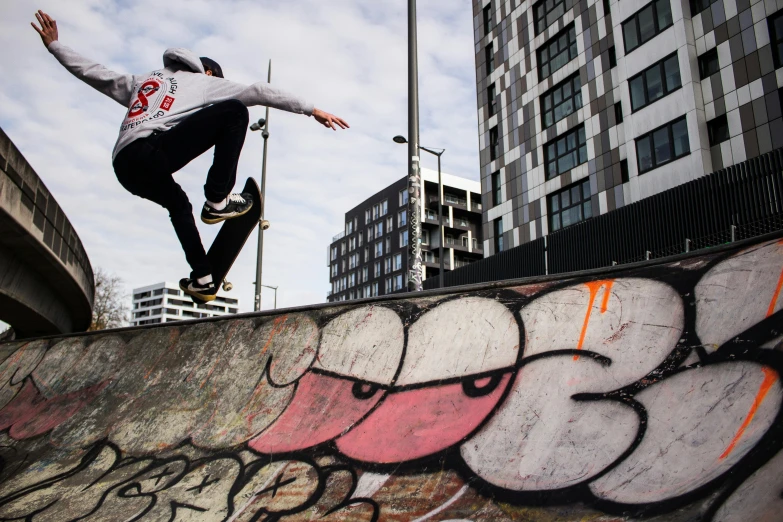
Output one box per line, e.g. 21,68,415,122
332,230,345,242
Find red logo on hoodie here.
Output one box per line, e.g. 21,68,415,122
161,96,175,111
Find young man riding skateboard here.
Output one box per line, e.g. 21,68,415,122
31,10,349,302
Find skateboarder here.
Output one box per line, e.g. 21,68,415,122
31,10,349,302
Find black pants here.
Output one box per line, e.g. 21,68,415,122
113,99,249,279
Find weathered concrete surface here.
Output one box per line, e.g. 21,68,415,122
0,235,781,521
0,126,94,337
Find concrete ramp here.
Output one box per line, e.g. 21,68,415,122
0,235,782,521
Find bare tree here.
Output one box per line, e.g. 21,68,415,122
89,268,128,331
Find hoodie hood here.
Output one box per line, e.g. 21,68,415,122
162,48,205,74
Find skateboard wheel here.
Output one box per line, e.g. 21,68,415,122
261,220,271,230
223,281,233,292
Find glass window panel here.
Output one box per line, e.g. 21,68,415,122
653,127,671,165
559,34,567,48
561,190,570,207
623,21,639,52
557,138,566,155
542,64,549,78
574,76,581,90
639,6,656,43
563,82,571,97
558,153,573,173
550,195,559,212
579,145,588,164
645,66,663,101
544,95,552,110
630,76,646,110
582,181,591,199
569,43,578,57
578,126,585,143
637,136,653,172
569,27,576,40
584,201,593,218
562,208,573,227
548,161,557,178
575,91,583,108
545,112,553,127
541,47,549,61
656,0,673,29
553,89,562,105
567,132,576,150
554,105,564,122
671,118,689,156
547,143,556,158
552,214,561,231
571,186,580,201
562,98,573,116
664,55,681,90
775,16,783,37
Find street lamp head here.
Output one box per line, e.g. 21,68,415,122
249,123,261,131
393,135,408,144
249,118,266,131
261,130,270,139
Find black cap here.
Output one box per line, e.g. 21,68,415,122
199,57,224,78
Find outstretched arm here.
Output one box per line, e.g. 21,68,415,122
31,10,135,107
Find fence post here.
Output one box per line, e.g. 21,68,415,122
544,235,548,275
685,238,691,253
645,251,651,260
730,225,736,242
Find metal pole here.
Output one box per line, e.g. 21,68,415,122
254,60,271,311
437,152,444,288
407,0,423,292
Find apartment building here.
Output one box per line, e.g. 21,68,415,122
131,281,240,326
327,168,482,302
475,0,783,253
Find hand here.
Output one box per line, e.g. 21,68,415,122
31,10,58,47
312,108,349,131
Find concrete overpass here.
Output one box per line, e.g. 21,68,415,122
0,233,779,521
0,126,94,337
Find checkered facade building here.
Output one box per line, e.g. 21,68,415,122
474,0,783,254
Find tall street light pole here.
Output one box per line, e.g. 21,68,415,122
407,0,423,292
250,61,271,311
394,136,445,288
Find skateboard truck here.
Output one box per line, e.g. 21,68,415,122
222,280,233,292
260,219,270,230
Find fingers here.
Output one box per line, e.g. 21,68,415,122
31,22,44,36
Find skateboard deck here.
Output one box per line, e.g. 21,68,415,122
190,177,262,304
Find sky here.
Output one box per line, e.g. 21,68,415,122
0,0,481,316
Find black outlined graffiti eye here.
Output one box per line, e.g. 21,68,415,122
462,374,503,398
352,381,380,400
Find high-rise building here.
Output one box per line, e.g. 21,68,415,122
130,282,240,326
327,168,482,302
475,0,783,254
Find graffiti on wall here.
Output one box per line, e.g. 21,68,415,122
0,238,781,520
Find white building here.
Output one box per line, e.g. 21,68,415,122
130,281,240,326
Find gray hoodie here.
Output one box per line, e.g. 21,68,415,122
47,42,314,160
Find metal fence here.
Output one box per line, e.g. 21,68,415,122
423,148,783,290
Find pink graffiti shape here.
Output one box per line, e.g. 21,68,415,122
335,373,512,463
0,379,108,439
248,372,384,454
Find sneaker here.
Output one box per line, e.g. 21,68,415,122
201,192,253,224
179,277,217,301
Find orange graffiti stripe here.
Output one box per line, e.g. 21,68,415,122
719,367,778,460
574,280,614,361
766,266,783,318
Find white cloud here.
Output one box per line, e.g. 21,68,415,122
0,0,479,316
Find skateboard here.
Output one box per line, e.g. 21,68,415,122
190,177,265,304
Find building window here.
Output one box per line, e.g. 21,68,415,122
345,220,354,234
489,126,499,161
608,46,617,68
629,52,681,112
362,266,369,281
384,256,392,274
381,199,388,216
372,281,379,296
538,24,577,81
635,116,689,174
485,43,495,76
364,208,371,224
690,0,719,17
399,230,409,247
340,241,346,255
393,253,403,271
398,209,407,227
386,216,394,232
541,73,582,129
494,218,504,252
491,171,502,206
483,3,493,35
331,264,338,277
707,115,730,146
399,188,408,206
534,0,566,35
385,236,391,253
349,253,359,269
364,245,369,262
698,48,719,80
769,11,783,68
488,83,497,117
375,240,383,258
422,229,430,245
375,222,383,237
348,237,356,251
544,125,587,180
622,0,673,54
372,204,380,220
349,273,356,288
374,261,381,278
614,102,623,124
548,179,592,232
385,277,392,294
330,246,337,261
393,274,404,291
